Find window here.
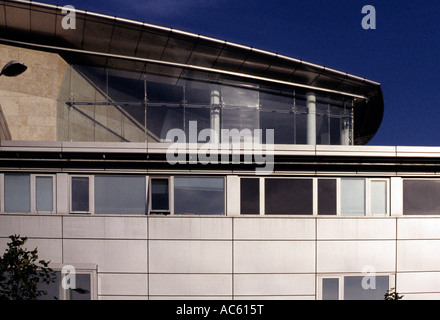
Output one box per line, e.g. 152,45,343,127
174,177,225,215
341,179,365,216
2,174,55,213
4,174,30,212
320,275,390,300
403,179,440,215
371,180,387,215
150,178,170,214
265,179,313,215
71,176,91,213
95,176,146,214
318,179,337,215
240,178,260,215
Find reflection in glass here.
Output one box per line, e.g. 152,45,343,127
344,276,389,300
403,180,440,215
95,176,146,214
174,177,224,215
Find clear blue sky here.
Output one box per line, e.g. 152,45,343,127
38,0,440,146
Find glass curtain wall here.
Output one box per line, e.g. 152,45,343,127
58,64,354,145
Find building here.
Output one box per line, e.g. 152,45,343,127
0,0,439,300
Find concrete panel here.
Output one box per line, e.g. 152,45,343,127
234,218,315,240
317,240,395,273
149,240,232,273
63,216,148,239
398,218,440,239
99,273,148,296
398,240,440,272
397,272,440,294
149,217,232,240
234,241,315,273
317,218,396,240
234,274,315,296
63,239,147,273
149,274,232,296
0,237,63,264
0,214,62,238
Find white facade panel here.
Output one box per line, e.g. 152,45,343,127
99,273,148,297
317,218,396,240
317,240,395,273
398,218,440,239
149,240,232,273
397,272,440,294
234,274,315,296
63,239,148,273
149,217,232,240
234,218,315,240
149,274,232,296
398,240,440,272
234,241,315,273
63,216,148,239
0,214,62,238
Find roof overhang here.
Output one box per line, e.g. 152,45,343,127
0,0,384,144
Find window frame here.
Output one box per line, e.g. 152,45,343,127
238,177,390,217
148,176,171,215
69,175,94,214
317,274,394,300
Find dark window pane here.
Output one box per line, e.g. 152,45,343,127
151,179,169,211
4,174,30,212
318,179,337,215
322,278,339,300
69,274,91,300
174,177,224,215
37,271,61,300
240,178,260,215
95,176,146,214
344,276,389,300
265,179,313,215
71,177,89,212
403,180,440,215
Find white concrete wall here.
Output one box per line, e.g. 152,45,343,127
1,214,440,299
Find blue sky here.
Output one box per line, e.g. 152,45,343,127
38,0,440,146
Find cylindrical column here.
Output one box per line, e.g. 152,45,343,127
210,89,220,143
307,92,316,145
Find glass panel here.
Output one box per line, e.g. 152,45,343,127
4,174,30,212
344,276,389,300
151,179,169,212
318,179,337,215
403,180,440,215
71,177,89,212
174,177,224,215
95,176,146,214
37,271,61,300
36,176,53,212
69,274,91,300
265,179,313,215
322,278,339,300
371,181,387,214
240,178,260,215
341,179,365,216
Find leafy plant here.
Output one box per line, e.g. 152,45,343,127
384,287,404,300
0,235,56,300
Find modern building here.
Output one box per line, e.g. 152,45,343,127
0,0,439,300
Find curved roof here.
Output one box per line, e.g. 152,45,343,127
0,0,384,144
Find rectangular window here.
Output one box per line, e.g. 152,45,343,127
150,178,169,214
341,179,365,216
265,179,313,215
37,270,94,300
36,176,54,212
371,180,387,215
174,177,224,215
344,276,389,300
318,179,337,215
240,178,260,215
4,174,30,212
71,177,90,212
403,180,440,215
95,176,146,214
322,278,339,300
